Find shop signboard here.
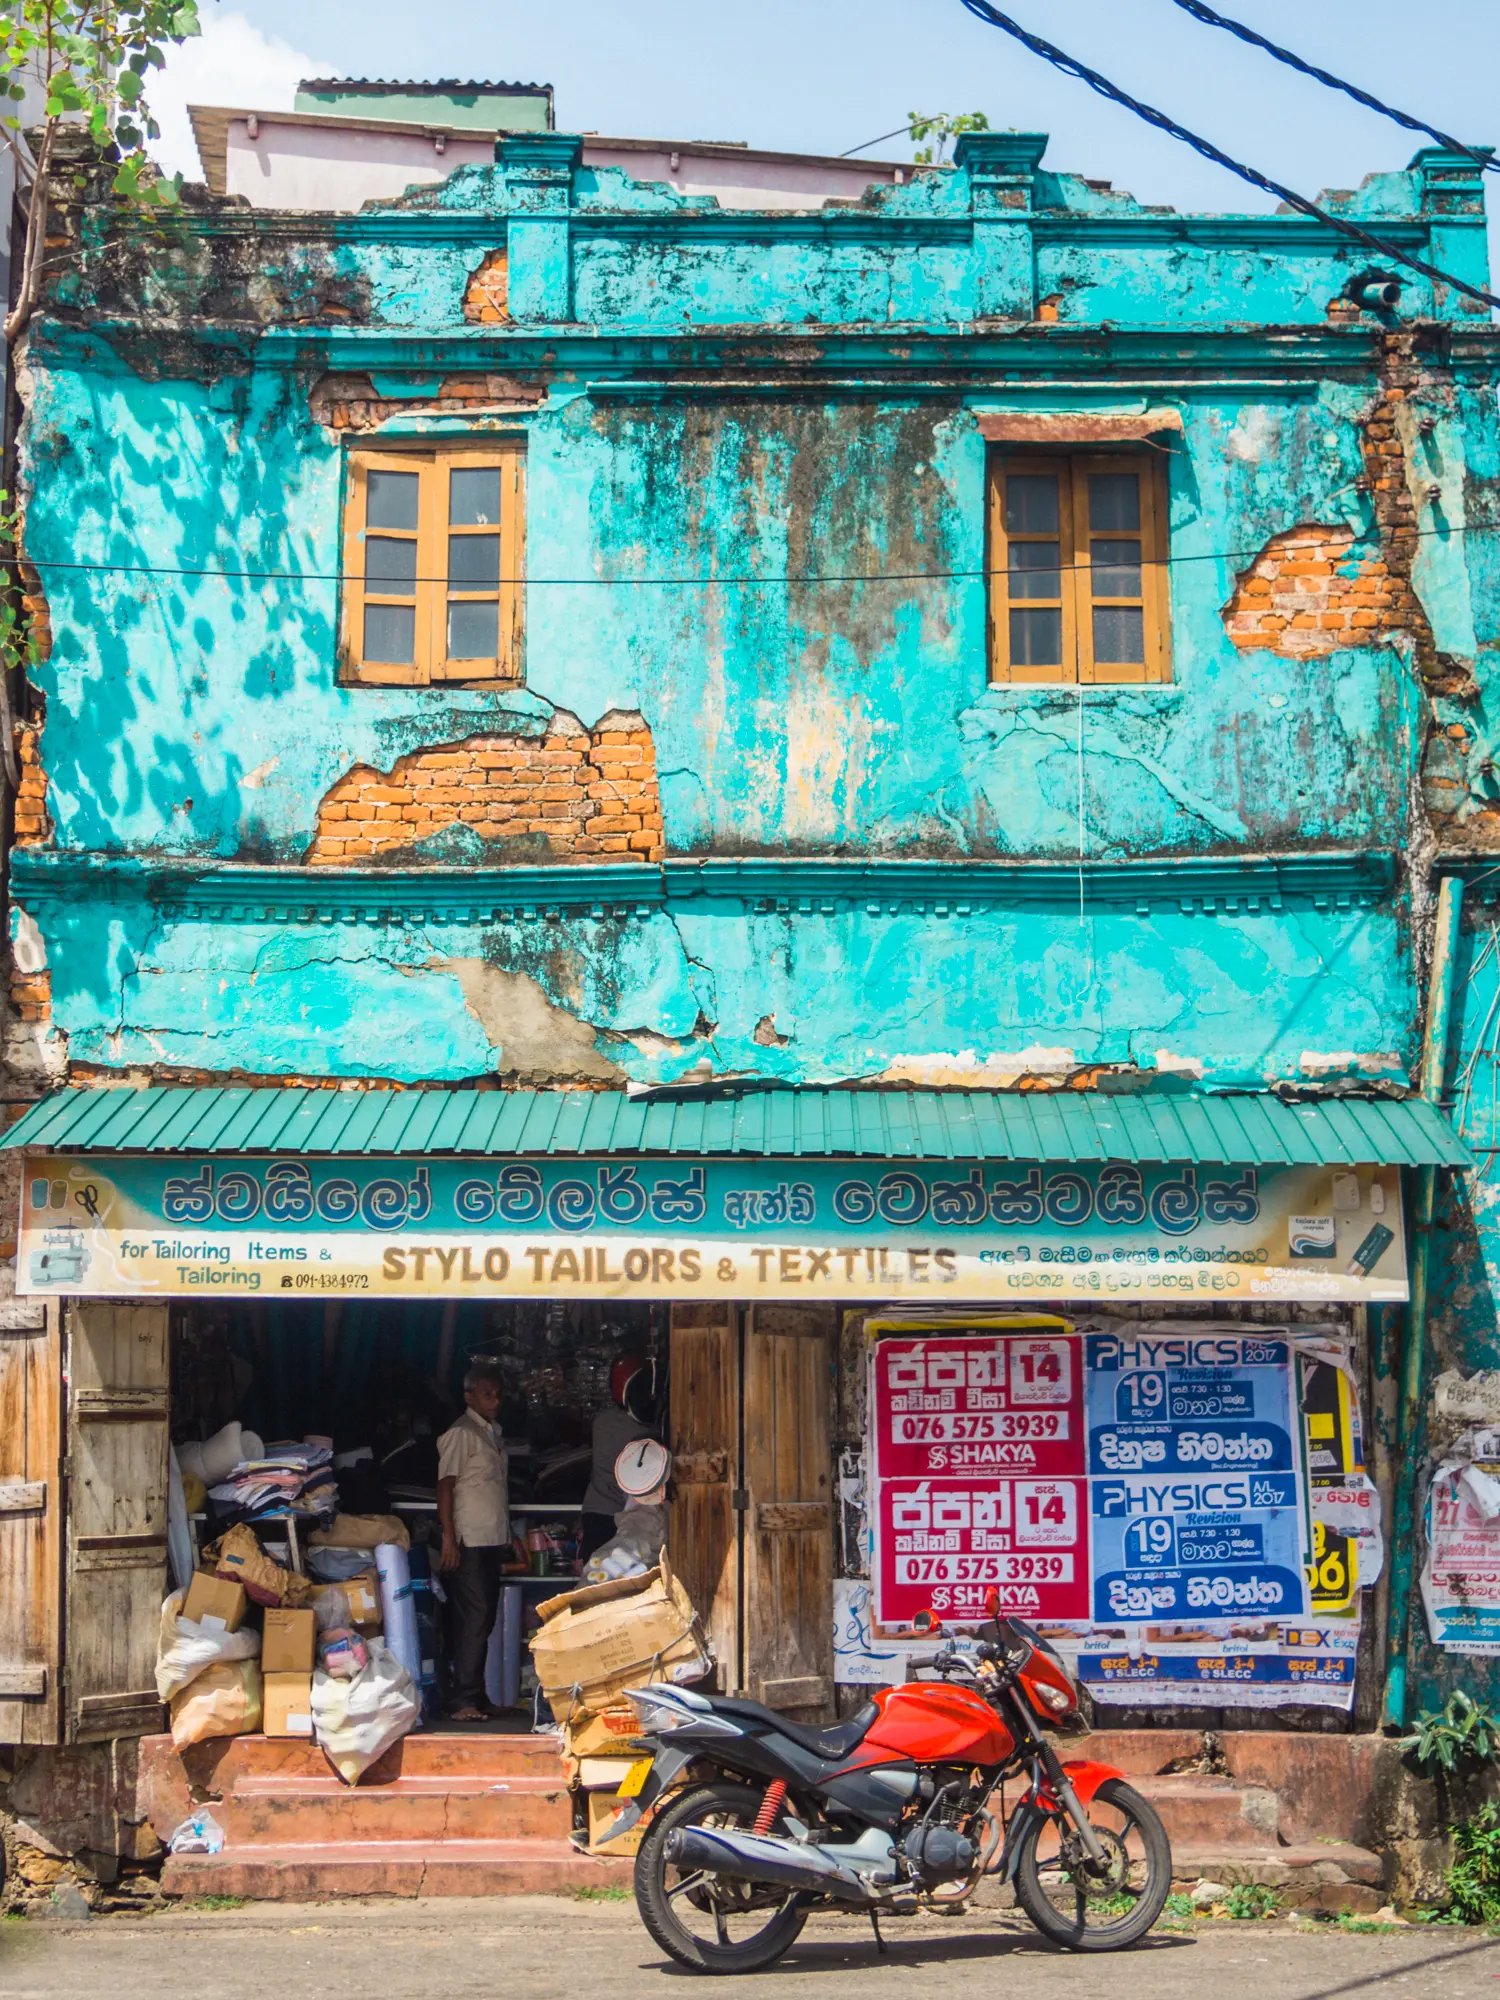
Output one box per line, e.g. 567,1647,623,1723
17,1153,1407,1302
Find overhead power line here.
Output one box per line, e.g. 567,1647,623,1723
955,0,1500,316
840,123,915,158
16,515,1500,590
1166,0,1496,175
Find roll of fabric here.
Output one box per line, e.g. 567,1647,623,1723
374,1542,422,1694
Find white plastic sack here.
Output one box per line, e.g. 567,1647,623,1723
155,1589,261,1702
311,1637,419,1784
583,1505,668,1584
168,1811,225,1855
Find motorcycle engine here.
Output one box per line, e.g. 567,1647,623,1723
900,1822,977,1883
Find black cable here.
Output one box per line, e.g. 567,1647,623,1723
14,515,1500,589
1167,0,1495,175
839,123,915,158
956,0,1500,316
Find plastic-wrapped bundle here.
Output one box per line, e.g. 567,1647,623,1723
374,1542,422,1698
406,1542,441,1721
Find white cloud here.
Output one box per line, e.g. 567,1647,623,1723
148,11,337,180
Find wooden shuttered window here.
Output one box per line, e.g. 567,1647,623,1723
987,450,1171,684
341,444,525,685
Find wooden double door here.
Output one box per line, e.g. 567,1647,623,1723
668,1303,835,1720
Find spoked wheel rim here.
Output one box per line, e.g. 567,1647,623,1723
1016,1777,1172,1948
659,1806,801,1955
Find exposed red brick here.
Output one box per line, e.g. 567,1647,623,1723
306,719,665,864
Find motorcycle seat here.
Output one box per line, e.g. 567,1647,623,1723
707,1697,879,1761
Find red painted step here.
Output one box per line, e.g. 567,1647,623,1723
163,1839,631,1901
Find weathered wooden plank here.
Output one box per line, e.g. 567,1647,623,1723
0,1301,46,1332
0,1298,61,1745
74,1391,170,1420
65,1304,170,1745
744,1305,835,1721
759,1675,831,1710
754,1501,831,1533
669,1302,739,1695
74,1690,165,1744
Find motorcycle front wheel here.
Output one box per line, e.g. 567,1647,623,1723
634,1780,809,1975
1013,1777,1172,1951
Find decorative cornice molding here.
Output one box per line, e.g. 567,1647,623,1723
12,850,1398,925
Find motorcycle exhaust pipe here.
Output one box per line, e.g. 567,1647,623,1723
665,1825,878,1904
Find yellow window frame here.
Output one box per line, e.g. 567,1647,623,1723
987,449,1171,685
341,443,525,686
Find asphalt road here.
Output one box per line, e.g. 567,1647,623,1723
2,1897,1496,1999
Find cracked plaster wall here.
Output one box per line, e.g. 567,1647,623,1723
10,137,1500,1091
25,887,1410,1089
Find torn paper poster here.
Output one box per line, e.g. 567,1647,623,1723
834,1578,945,1685
1075,1612,1359,1711
1423,1435,1500,1653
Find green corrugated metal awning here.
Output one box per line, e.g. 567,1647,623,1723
0,1086,1473,1168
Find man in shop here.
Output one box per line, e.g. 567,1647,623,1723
437,1359,509,1722
580,1351,658,1560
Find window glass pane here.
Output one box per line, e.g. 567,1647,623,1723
1008,542,1061,599
364,602,415,664
1088,472,1141,533
449,533,501,590
1009,606,1062,667
448,599,499,659
450,466,503,526
1005,473,1059,535
366,468,420,532
365,536,417,594
1090,538,1142,598
1093,605,1145,663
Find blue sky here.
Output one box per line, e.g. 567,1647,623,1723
151,0,1500,280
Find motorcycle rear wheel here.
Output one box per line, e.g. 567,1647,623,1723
1014,1777,1171,1951
634,1780,809,1975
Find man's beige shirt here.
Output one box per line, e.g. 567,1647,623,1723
437,1408,510,1547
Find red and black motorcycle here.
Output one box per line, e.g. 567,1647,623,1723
603,1597,1171,1973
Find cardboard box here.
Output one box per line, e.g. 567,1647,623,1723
578,1755,644,1789
562,1705,644,1762
181,1570,248,1634
587,1787,644,1857
262,1606,316,1674
530,1557,710,1723
262,1671,314,1738
343,1571,382,1630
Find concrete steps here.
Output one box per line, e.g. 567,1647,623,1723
1074,1731,1386,1910
150,1731,633,1902
164,1838,630,1901
144,1726,1388,1910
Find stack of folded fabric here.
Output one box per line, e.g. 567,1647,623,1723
207,1436,338,1525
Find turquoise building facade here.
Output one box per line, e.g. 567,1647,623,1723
8,126,1500,1724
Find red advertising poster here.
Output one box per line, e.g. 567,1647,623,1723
872,1332,1089,1625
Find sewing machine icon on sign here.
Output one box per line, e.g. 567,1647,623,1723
29,1230,89,1286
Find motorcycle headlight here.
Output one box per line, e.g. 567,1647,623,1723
625,1684,715,1733
1033,1681,1074,1716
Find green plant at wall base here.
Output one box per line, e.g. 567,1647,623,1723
1,0,202,344
1444,1803,1500,1924
1401,1691,1500,1773
906,110,990,165
1224,1882,1280,1920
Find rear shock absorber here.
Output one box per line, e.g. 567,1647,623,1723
753,1780,788,1835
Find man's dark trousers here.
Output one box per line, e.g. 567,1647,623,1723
448,1543,503,1712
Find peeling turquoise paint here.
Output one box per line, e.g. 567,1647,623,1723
11,128,1499,1105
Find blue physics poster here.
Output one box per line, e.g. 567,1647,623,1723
1085,1327,1309,1623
